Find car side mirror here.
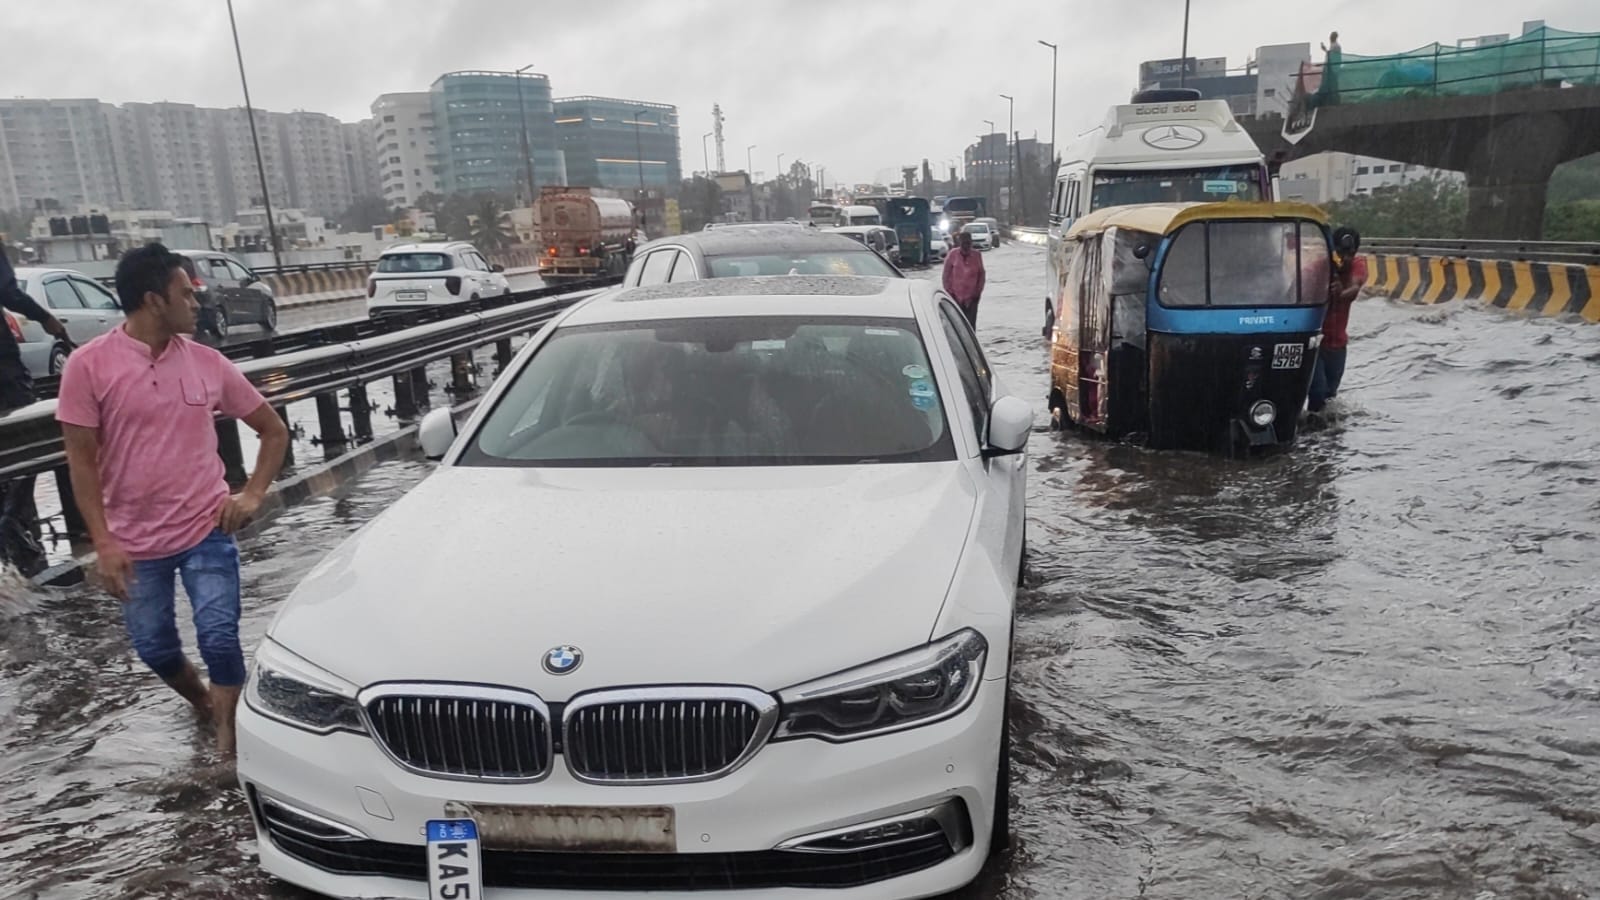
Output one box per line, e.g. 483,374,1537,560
241,273,258,286
491,264,505,273
417,407,457,460
983,395,1034,457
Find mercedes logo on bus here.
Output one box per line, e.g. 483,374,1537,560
1142,125,1206,151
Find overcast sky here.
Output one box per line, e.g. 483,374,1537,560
8,0,1595,186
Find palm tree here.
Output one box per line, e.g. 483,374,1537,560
469,198,514,250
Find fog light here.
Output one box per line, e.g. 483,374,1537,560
1250,400,1277,427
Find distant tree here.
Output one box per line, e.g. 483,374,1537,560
1544,200,1600,241
1325,177,1467,238
469,198,514,250
1549,152,1600,205
677,177,722,232
339,195,392,232
413,191,446,215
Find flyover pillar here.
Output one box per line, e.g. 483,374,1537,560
1463,113,1567,240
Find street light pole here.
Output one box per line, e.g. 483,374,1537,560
777,154,785,185
225,0,280,269
999,94,1015,224
746,144,757,221
515,64,538,208
1038,40,1058,166
702,132,713,177
1180,0,1192,88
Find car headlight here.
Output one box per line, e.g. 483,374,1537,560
245,637,366,735
773,629,987,742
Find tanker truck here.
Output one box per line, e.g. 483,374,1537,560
537,187,636,284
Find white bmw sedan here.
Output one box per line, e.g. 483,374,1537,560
238,275,1032,899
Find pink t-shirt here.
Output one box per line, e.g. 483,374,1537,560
56,327,266,560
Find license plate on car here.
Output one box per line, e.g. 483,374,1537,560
1272,342,1304,369
395,290,428,301
425,819,482,899
443,801,675,852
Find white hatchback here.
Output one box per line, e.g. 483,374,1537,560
239,275,1032,899
366,241,511,317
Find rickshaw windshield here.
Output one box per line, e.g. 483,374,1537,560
1155,220,1330,308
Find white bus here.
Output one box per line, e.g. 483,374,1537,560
1044,91,1270,329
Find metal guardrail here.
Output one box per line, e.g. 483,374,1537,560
0,279,618,482
1362,238,1600,266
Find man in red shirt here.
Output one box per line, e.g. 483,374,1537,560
57,243,288,756
1309,227,1366,413
941,228,986,328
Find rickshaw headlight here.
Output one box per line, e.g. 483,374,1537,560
1250,400,1277,427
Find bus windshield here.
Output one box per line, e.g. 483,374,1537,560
1091,165,1265,209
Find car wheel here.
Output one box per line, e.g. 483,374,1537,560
48,343,70,376
261,298,278,333
212,306,229,339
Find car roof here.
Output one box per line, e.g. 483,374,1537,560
382,242,470,255
638,227,872,258
13,267,87,278
560,275,929,326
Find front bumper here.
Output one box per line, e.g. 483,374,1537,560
237,676,1004,898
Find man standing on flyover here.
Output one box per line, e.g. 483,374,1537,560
56,243,289,757
1309,226,1366,415
942,228,987,328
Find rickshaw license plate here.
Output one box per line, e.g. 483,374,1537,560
1272,343,1304,369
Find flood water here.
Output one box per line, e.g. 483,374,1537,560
3,244,1597,899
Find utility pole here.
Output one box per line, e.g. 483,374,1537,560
226,0,280,269
746,144,756,221
702,132,713,176
1039,40,1058,166
1180,0,1192,88
983,120,996,216
999,94,1015,224
515,64,538,207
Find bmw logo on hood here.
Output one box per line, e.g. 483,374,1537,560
543,645,583,675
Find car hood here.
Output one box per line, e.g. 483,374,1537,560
268,463,976,698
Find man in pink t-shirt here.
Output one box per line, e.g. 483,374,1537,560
941,229,987,328
57,243,288,756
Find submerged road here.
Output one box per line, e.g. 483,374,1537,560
2,245,1597,898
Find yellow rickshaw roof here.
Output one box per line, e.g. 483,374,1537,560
1065,201,1331,240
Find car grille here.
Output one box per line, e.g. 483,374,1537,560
362,687,552,781
251,789,964,890
563,688,778,783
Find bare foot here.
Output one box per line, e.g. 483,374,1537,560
211,684,242,759
162,660,214,718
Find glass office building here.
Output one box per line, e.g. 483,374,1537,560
431,71,563,198
553,97,680,191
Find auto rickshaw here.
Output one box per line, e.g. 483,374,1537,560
884,197,932,267
1047,201,1333,454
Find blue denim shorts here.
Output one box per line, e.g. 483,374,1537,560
121,529,246,687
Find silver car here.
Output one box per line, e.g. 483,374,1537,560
7,268,126,377
172,250,278,338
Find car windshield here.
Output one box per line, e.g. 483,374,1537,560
968,225,989,234
377,253,452,273
462,315,954,467
706,252,899,277
1091,165,1266,208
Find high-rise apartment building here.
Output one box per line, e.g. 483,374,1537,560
342,119,381,200
0,99,125,213
371,93,443,208
205,107,293,221
276,110,354,218
108,102,226,222
554,97,680,191
431,71,561,199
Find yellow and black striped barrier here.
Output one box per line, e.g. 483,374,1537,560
1364,253,1600,323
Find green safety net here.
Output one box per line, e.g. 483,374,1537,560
1315,26,1600,104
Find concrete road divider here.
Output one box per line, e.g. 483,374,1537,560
1364,253,1600,323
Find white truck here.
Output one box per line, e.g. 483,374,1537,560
1043,89,1270,328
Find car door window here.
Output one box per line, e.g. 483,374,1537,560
937,302,988,443
43,278,86,309
224,259,254,282
71,278,121,311
637,250,676,286
207,258,234,283
666,252,697,283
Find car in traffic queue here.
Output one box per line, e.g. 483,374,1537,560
5,267,126,376
620,225,902,288
827,225,902,266
366,241,511,318
974,217,1003,246
172,249,279,338
237,274,1033,899
962,222,996,250
929,230,949,262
